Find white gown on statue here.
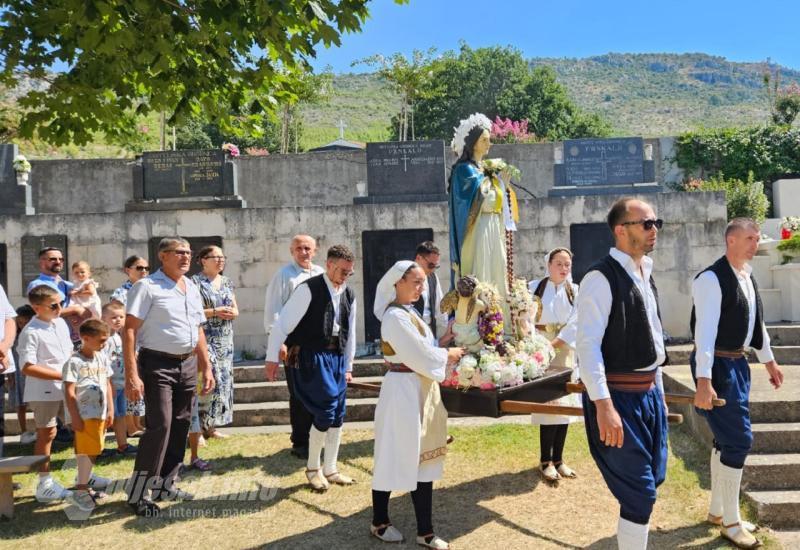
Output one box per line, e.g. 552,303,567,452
373,306,448,492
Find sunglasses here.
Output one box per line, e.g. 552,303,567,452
46,258,64,263
47,303,61,311
134,266,150,272
622,218,663,231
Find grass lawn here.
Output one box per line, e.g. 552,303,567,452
0,423,782,549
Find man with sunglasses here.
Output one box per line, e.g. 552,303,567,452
266,244,357,491
690,218,783,549
412,241,448,342
576,197,668,550
263,234,324,460
27,247,87,325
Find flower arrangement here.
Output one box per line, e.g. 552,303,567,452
507,278,538,340
482,158,521,182
781,216,800,239
13,155,31,173
476,282,504,350
244,146,269,156
221,143,240,157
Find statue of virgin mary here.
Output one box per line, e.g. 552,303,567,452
448,113,519,323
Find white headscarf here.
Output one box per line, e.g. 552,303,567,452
373,260,418,322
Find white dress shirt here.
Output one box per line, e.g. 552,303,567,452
420,273,448,336
528,278,579,348
263,261,324,356
18,317,73,402
126,270,207,354
577,248,666,401
266,273,357,371
692,261,774,379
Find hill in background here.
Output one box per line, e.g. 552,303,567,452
302,52,800,148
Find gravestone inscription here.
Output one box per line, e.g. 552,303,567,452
142,150,226,199
362,228,434,342
21,235,68,294
564,137,644,186
356,140,447,203
569,223,614,284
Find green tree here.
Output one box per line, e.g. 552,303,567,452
0,0,406,146
356,48,437,141
398,44,610,141
279,69,333,153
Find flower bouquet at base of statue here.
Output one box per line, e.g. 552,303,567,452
516,332,557,380
482,158,521,182
443,354,479,389
507,278,539,341
476,282,504,350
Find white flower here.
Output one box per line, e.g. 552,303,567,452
451,113,492,156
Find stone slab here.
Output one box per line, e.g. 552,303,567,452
365,140,446,202
773,178,800,218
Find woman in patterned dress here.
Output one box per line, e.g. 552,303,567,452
192,245,238,438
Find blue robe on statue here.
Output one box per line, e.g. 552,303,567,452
448,161,483,286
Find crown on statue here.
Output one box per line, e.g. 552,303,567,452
450,113,492,157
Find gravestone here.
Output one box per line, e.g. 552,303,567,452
569,223,614,284
362,228,434,342
147,236,223,278
551,137,659,197
355,140,447,204
0,144,35,216
21,235,68,294
128,149,245,211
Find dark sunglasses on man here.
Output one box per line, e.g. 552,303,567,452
622,218,663,231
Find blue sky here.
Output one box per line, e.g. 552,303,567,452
311,0,799,72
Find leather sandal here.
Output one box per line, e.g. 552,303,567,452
324,471,355,485
707,514,758,533
416,534,449,549
370,523,404,543
305,468,329,492
540,463,560,483
721,522,762,549
555,462,577,478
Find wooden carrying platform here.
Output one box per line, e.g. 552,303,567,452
439,367,573,418
0,455,47,518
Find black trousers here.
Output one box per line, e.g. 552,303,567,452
540,424,569,463
128,350,195,502
372,482,434,536
285,366,313,448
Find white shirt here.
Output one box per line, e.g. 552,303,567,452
18,316,73,402
692,262,774,379
263,260,324,352
0,284,17,373
577,248,666,401
266,273,357,371
528,278,579,348
126,269,207,354
419,273,448,336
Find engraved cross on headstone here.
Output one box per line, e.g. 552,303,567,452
400,153,410,172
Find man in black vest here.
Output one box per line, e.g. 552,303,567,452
690,218,783,549
576,197,668,550
265,245,357,491
412,241,447,341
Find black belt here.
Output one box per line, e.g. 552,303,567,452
140,347,195,362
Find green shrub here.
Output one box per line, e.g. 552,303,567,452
683,172,769,222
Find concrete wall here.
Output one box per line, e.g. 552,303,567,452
0,191,725,358
25,138,675,215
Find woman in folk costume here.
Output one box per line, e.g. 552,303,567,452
528,247,582,483
371,261,464,549
448,113,519,321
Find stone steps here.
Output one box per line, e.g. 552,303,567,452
743,453,800,491
232,360,387,383
751,422,800,454
233,376,383,403
665,344,800,367
230,397,378,427
744,490,800,530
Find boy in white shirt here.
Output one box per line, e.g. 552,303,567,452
0,283,17,458
18,285,74,502
63,319,114,512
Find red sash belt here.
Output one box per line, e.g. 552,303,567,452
606,371,656,392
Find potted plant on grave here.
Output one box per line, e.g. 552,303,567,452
777,235,800,264
13,154,31,186
780,216,800,240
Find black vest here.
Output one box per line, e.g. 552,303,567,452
285,274,354,354
412,273,438,338
689,256,764,351
590,255,664,373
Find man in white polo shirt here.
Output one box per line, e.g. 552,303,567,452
123,237,214,517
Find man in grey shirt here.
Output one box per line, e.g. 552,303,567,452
263,234,324,459
124,237,214,517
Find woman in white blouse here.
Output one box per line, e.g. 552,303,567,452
528,247,581,483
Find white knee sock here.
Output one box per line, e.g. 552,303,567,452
718,462,744,526
617,517,649,550
307,426,326,470
709,447,723,517
323,426,342,476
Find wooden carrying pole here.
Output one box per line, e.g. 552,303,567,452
564,382,726,407
500,400,684,425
